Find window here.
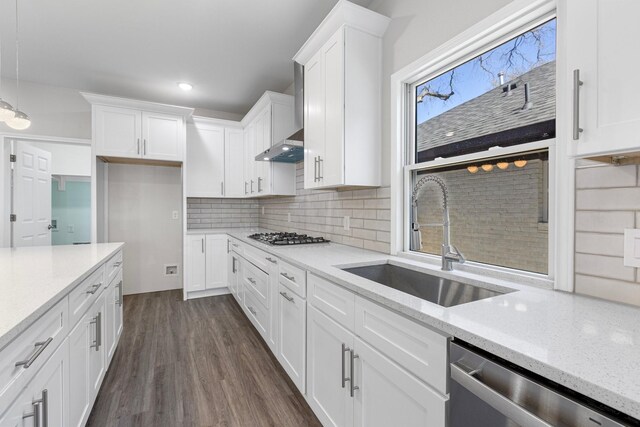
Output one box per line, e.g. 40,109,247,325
406,18,556,276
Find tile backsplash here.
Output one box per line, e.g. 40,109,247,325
259,163,391,253
187,198,259,229
574,162,640,306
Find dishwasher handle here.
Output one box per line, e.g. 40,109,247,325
450,362,553,427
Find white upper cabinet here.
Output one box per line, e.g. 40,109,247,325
186,119,226,198
294,1,389,189
241,92,297,197
564,0,640,158
83,93,193,163
225,127,245,197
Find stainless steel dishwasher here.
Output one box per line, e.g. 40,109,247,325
449,341,639,427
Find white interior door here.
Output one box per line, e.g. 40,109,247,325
13,143,52,247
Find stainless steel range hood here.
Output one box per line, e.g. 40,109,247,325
256,62,304,163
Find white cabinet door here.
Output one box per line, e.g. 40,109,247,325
307,305,354,427
105,269,123,364
228,251,238,297
205,235,228,290
322,28,345,187
224,128,245,197
142,112,184,161
352,338,447,427
0,339,69,427
304,49,325,190
276,282,306,394
88,293,106,400
186,123,225,197
186,235,206,292
244,123,258,196
94,105,142,158
567,0,640,157
69,311,92,427
255,107,272,195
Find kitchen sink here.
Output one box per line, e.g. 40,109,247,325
341,263,514,307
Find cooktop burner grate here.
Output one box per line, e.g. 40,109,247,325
248,232,330,246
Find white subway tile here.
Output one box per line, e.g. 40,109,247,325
575,164,637,189
575,232,624,257
574,253,635,281
576,188,640,210
575,211,634,233
575,274,640,306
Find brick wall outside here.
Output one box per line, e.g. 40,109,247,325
258,162,391,253
574,162,640,307
417,159,548,274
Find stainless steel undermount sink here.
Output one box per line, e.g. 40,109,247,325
341,263,514,307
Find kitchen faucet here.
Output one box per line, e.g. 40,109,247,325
411,175,465,271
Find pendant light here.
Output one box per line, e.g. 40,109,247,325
0,26,16,122
6,0,31,130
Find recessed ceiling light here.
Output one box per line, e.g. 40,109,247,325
445,131,455,137
282,146,290,151
178,82,193,91
263,157,269,161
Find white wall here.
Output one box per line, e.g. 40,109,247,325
368,0,512,185
107,164,183,295
30,142,91,176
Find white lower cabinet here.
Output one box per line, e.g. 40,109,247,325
0,338,69,427
68,309,92,427
353,338,447,427
276,282,306,394
105,270,124,364
185,234,229,298
307,305,354,427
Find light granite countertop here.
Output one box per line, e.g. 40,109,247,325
0,243,124,350
220,229,640,420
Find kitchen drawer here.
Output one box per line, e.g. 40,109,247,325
243,288,269,341
242,261,270,309
308,273,355,331
242,243,271,273
105,249,123,286
355,296,449,395
0,297,68,414
229,237,243,256
279,261,306,298
69,265,106,328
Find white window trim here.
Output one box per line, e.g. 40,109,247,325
390,0,575,291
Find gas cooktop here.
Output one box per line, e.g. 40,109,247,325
248,232,330,246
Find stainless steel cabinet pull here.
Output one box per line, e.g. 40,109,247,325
318,156,323,180
350,350,359,397
279,291,294,302
247,277,256,284
314,157,318,182
280,272,295,282
258,177,263,192
137,138,140,155
245,181,248,195
573,69,584,140
248,306,257,315
143,139,147,155
86,282,101,295
22,399,41,426
113,261,122,268
232,243,239,248
15,337,53,368
201,238,205,253
250,180,254,193
31,389,48,427
342,343,350,388
221,181,224,196
232,257,237,274
450,362,553,427
116,280,123,306
90,312,102,351
266,257,277,264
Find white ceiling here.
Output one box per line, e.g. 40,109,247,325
0,0,372,116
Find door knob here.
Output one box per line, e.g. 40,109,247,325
47,224,54,230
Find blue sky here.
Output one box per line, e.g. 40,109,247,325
416,19,556,125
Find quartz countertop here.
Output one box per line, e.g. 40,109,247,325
224,229,640,420
0,243,124,350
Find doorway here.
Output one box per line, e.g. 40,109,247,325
6,138,91,247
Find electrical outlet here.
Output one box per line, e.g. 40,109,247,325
172,210,179,220
287,212,291,222
164,264,179,276
343,216,350,231
67,224,74,233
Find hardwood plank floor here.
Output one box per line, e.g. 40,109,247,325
87,290,322,427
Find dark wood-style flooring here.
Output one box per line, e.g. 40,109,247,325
87,290,322,427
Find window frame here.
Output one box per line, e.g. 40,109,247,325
390,0,564,289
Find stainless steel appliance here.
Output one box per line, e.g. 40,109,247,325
450,341,637,427
248,232,329,246
342,263,512,307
